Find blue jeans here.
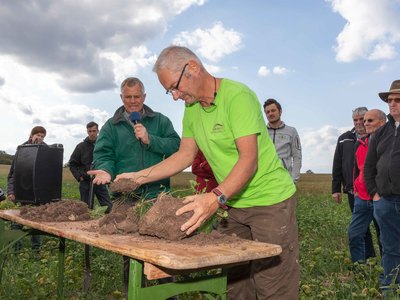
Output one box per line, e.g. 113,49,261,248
374,195,400,287
348,197,378,262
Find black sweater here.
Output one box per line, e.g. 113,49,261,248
69,137,95,182
364,114,400,197
332,129,357,193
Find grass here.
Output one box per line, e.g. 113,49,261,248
0,166,398,299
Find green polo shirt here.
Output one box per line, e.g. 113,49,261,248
183,78,295,208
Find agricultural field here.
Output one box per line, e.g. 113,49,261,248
0,165,394,299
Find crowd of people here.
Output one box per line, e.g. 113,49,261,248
332,79,400,294
1,44,399,298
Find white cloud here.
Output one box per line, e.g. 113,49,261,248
300,125,345,173
272,66,289,75
258,66,270,77
203,63,221,74
100,45,157,87
172,22,242,62
368,43,397,60
0,1,205,93
258,65,290,76
329,0,400,62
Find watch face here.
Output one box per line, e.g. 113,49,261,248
217,194,227,205
212,188,228,206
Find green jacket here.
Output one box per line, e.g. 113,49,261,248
93,104,181,199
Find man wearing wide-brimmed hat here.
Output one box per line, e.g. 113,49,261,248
364,79,400,293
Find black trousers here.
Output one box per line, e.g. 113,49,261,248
79,180,112,212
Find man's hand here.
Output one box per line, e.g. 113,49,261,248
332,192,342,204
372,193,380,201
87,170,111,185
133,123,149,145
176,193,219,235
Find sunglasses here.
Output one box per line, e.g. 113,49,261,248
363,119,375,123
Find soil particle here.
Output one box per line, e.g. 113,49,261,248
19,200,91,222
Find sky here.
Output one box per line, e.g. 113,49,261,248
0,0,399,174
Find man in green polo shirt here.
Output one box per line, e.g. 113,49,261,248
115,46,299,299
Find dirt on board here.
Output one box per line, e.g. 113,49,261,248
19,200,91,222
16,195,246,247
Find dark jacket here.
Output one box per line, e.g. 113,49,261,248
94,104,181,199
364,114,400,197
69,137,95,182
332,128,357,194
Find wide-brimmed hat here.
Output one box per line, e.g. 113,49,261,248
379,80,400,102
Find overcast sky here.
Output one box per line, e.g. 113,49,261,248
0,0,399,174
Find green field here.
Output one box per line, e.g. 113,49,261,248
0,165,393,299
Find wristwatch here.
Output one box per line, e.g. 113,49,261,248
212,188,228,209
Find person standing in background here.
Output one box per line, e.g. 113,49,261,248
88,77,180,292
7,126,47,251
332,107,377,260
365,80,400,292
69,121,112,213
348,109,385,263
263,98,302,183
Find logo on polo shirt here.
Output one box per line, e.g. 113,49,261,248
212,123,224,133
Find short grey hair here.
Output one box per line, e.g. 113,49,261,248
120,77,145,94
152,45,204,73
352,106,368,116
375,109,387,121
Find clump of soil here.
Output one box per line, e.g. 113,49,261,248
109,178,140,193
20,200,91,222
138,193,193,241
97,202,140,234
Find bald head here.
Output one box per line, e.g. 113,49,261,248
363,109,386,134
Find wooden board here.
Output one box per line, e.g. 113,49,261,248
0,209,282,271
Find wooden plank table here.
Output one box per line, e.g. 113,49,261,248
0,209,282,299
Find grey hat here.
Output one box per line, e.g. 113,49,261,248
379,80,400,102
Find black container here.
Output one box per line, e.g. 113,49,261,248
14,144,64,204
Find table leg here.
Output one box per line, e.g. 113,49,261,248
127,258,227,299
57,237,65,300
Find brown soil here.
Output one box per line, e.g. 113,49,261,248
138,193,193,241
19,200,91,222
97,202,139,234
17,196,241,245
109,178,140,193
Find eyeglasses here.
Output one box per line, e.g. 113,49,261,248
363,119,375,123
387,97,400,104
166,63,188,95
353,117,364,122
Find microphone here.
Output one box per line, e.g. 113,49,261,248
130,111,141,124
130,111,143,145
